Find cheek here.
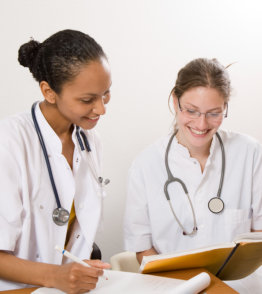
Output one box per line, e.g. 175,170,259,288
176,114,191,127
210,120,223,130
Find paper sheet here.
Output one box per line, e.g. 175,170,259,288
174,272,210,294
32,270,210,294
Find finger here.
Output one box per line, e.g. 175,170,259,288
69,263,103,280
85,259,111,269
81,266,104,279
66,268,100,292
77,281,97,292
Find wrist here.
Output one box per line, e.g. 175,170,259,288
43,264,60,288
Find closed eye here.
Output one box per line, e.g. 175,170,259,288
206,112,222,118
185,109,198,115
81,98,94,104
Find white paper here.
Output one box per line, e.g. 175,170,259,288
173,272,211,294
32,270,210,294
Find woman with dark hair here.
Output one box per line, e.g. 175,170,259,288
124,58,262,292
0,29,111,292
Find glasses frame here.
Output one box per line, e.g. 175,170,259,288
177,98,228,121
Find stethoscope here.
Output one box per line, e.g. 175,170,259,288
31,102,110,226
164,130,225,236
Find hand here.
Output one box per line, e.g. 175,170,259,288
51,260,111,294
84,259,111,270
136,247,158,264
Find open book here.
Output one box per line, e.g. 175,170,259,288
140,232,262,280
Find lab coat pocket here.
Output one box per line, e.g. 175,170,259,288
224,208,252,237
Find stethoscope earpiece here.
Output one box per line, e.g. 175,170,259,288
104,179,110,185
98,177,110,186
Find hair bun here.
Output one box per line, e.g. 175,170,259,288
18,39,41,68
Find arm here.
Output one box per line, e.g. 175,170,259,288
0,121,111,292
251,142,262,231
124,163,155,255
136,247,158,264
0,251,110,293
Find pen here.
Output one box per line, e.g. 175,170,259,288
55,245,108,280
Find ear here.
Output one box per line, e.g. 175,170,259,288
39,81,57,104
172,93,179,113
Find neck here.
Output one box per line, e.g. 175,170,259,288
39,101,73,138
188,144,211,160
176,131,212,172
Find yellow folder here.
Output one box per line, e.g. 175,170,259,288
140,232,262,280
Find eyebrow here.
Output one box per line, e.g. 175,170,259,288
80,83,112,97
184,103,223,112
85,91,110,97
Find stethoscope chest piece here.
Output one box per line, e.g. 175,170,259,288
52,207,70,226
208,197,224,214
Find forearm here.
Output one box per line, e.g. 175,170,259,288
136,247,158,264
0,251,58,287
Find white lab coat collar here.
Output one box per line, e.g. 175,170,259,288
34,102,62,155
35,102,84,158
167,131,219,169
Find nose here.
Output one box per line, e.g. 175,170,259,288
93,97,106,115
195,113,208,129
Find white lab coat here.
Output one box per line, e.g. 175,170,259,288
124,129,262,293
0,103,105,290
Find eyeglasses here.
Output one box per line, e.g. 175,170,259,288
178,99,228,122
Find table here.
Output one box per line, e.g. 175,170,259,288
152,268,238,293
0,268,238,294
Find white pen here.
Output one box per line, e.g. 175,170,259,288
55,245,108,280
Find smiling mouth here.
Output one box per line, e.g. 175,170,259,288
86,116,99,121
189,127,208,135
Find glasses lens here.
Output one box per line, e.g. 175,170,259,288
206,112,224,121
184,109,200,119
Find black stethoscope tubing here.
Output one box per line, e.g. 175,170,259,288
31,102,109,226
31,102,62,209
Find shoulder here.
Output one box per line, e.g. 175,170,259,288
0,112,35,166
130,135,169,170
218,129,262,154
0,112,33,144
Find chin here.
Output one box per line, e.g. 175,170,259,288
78,120,98,130
186,129,215,147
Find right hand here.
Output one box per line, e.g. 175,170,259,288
51,261,108,294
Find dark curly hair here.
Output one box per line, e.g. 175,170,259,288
18,29,106,94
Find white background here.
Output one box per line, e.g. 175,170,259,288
0,0,262,262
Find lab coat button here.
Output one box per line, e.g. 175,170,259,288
39,205,44,209
79,203,84,209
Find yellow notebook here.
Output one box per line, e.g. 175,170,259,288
140,232,262,280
